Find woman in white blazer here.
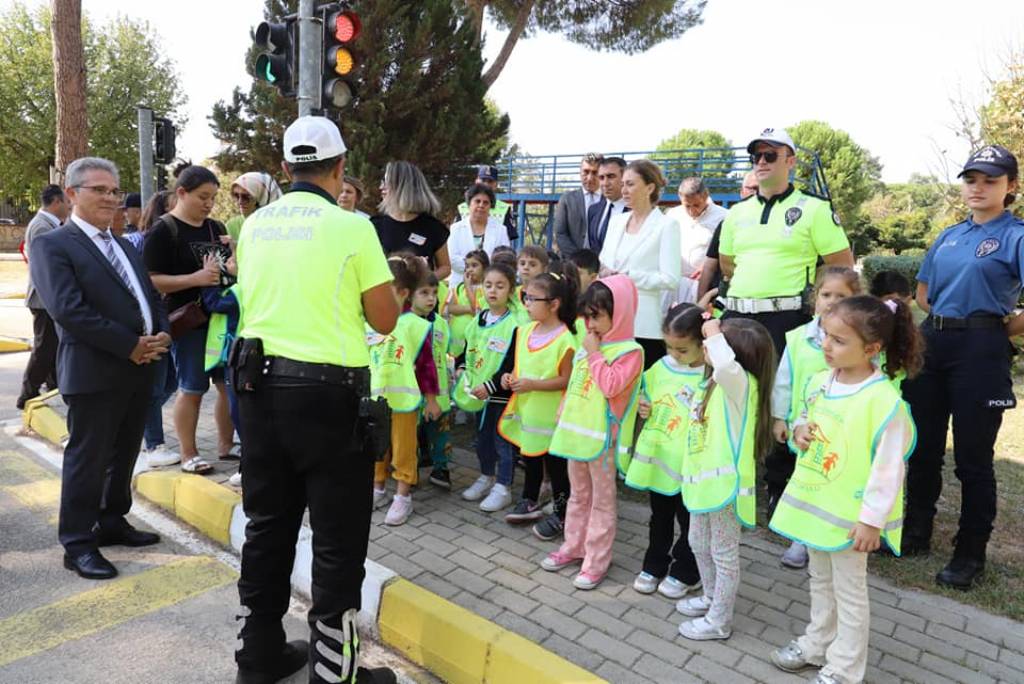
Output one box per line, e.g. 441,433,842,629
598,160,680,367
447,183,511,288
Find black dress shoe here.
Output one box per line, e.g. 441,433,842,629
356,667,398,684
900,535,931,557
235,640,308,684
97,524,161,547
64,550,118,580
936,556,985,590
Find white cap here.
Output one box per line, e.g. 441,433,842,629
746,127,796,154
282,116,347,163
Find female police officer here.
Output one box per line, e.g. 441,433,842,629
904,144,1022,589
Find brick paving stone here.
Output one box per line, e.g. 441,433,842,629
492,611,551,645
684,654,757,684
878,653,942,683
863,664,902,684
488,550,540,576
444,567,492,597
686,637,745,669
739,583,792,612
893,624,968,662
407,549,456,575
965,652,1024,684
413,572,461,600
528,584,586,615
529,605,587,641
632,653,703,683
919,651,998,684
449,591,503,621
489,566,537,595
732,654,812,684
541,633,606,672
594,660,649,684
446,548,496,577
871,601,927,632
624,627,694,667
487,585,539,615
898,594,969,631
927,621,1001,659
412,533,458,558
870,631,922,664
579,628,643,667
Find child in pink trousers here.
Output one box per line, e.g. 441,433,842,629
541,275,644,590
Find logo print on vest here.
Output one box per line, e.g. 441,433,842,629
569,371,595,399
785,207,803,227
976,238,1000,258
795,421,845,484
648,395,683,438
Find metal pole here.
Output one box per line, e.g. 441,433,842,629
137,105,154,205
297,0,321,117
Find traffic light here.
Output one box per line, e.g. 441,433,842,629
254,19,297,97
154,118,176,164
321,4,361,110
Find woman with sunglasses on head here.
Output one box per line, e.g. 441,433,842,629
902,145,1023,590
717,128,854,566
225,172,283,243
372,161,452,280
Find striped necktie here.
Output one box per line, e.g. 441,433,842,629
97,231,137,295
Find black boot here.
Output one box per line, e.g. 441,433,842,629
356,667,398,684
900,511,933,557
936,534,986,590
235,640,308,684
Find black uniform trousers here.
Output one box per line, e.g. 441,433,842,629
903,325,1013,541
721,308,810,498
17,307,58,408
60,375,151,556
236,381,374,678
641,491,700,584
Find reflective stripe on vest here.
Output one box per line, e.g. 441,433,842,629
498,322,577,455
452,309,517,413
368,313,431,413
625,359,704,495
549,341,643,463
770,370,913,554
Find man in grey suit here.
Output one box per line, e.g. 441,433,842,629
553,153,603,257
17,184,69,409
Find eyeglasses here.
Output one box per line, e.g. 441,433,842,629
522,294,553,304
232,192,253,202
75,185,125,201
750,151,780,164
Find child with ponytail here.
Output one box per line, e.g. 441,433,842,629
769,295,922,684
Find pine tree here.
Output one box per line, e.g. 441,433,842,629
209,0,509,216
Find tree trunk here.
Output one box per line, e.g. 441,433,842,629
481,0,536,90
51,0,88,182
465,0,486,46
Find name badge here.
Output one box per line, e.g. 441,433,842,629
408,233,427,246
486,337,508,353
366,332,386,345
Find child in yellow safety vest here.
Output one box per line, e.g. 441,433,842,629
495,262,578,531
769,296,922,684
542,275,643,590
770,267,861,570
445,249,488,358
411,272,453,490
675,317,775,642
624,303,706,601
369,255,443,527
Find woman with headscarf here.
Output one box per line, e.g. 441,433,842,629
225,172,283,242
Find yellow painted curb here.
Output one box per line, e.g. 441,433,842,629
380,579,605,684
135,471,240,546
23,390,68,446
0,336,30,352
0,291,25,300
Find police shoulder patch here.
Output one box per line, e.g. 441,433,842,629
785,207,803,226
976,238,1000,258
832,210,842,226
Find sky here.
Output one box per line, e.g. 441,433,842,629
26,0,1024,182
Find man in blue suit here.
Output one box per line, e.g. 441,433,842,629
586,156,628,255
31,157,171,580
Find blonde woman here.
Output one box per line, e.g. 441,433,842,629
371,161,451,279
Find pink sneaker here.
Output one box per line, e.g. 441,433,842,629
540,551,582,572
572,571,605,590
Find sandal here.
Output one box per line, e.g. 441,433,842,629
181,457,214,475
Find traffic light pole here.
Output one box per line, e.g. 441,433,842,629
297,0,322,116
136,105,155,205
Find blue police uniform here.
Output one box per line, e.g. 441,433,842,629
903,208,1024,581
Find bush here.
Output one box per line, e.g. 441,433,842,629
861,254,924,292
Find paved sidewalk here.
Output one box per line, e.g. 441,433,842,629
169,401,1024,684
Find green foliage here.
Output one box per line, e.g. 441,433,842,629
0,2,186,205
861,254,924,292
488,0,706,55
874,209,930,255
654,128,733,181
210,0,509,218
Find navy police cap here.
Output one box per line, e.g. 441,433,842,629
959,144,1018,178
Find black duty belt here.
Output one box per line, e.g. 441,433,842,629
264,356,369,390
925,314,1005,331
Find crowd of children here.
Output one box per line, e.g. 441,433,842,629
363,241,923,684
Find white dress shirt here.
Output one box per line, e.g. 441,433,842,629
583,187,602,212
666,200,728,303
75,212,154,334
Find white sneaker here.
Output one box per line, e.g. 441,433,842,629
658,576,702,600
676,595,712,617
143,444,180,468
462,475,494,502
479,483,512,512
384,494,413,526
678,616,731,641
228,471,242,487
373,488,390,510
632,572,660,594
781,541,809,569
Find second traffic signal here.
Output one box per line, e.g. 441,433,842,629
321,5,361,110
254,18,297,98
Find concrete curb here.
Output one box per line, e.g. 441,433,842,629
0,336,31,352
0,291,25,299
20,403,606,682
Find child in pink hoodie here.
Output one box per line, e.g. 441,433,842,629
541,275,644,590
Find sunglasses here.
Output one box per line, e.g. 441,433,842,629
232,193,254,202
750,151,781,164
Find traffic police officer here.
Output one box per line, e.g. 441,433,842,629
456,164,518,241
717,127,854,563
231,116,400,684
904,144,1022,589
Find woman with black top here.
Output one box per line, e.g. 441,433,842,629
371,161,451,278
143,165,235,475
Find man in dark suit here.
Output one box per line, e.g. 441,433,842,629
585,156,629,255
31,157,171,580
553,153,603,257
17,184,68,409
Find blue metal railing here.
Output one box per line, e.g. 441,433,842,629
490,146,832,248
